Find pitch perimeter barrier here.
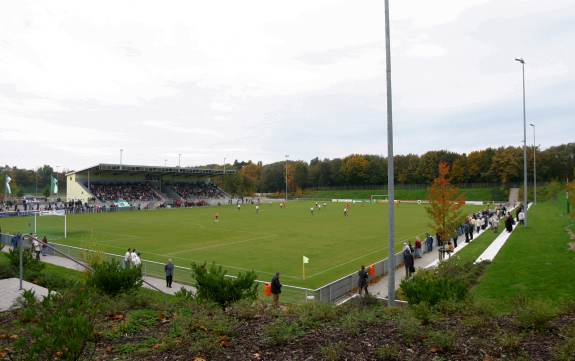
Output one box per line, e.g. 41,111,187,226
1,235,315,304
313,237,438,303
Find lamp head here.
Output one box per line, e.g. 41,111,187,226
530,123,535,127
515,58,525,64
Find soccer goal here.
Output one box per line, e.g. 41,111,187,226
370,195,388,204
34,209,68,239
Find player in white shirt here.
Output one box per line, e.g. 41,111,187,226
310,207,314,215
344,207,348,216
256,205,260,214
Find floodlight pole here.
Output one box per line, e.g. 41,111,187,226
515,58,528,226
120,149,123,169
384,0,396,305
178,153,181,167
285,155,289,202
530,123,536,204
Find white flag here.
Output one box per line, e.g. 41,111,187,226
5,176,11,195
303,256,309,264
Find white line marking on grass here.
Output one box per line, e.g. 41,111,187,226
306,233,424,279
167,234,276,255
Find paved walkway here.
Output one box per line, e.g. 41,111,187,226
476,203,532,263
2,248,195,296
366,225,492,299
0,278,50,312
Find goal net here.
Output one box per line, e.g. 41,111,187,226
370,195,388,204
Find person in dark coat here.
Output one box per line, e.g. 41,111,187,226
164,258,174,288
357,265,369,297
505,213,514,233
271,272,282,308
403,244,415,278
425,233,434,252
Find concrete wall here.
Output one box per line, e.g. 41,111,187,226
66,174,93,202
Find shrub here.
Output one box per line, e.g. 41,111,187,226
426,330,456,352
7,248,44,280
191,262,258,309
514,298,557,331
263,319,304,346
320,341,345,361
12,286,97,360
375,344,400,361
400,270,467,306
0,261,15,279
88,259,142,296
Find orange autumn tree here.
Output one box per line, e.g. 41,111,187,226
426,162,466,242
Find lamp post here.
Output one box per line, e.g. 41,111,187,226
178,153,181,167
120,149,123,169
515,58,528,227
285,155,289,202
164,159,167,167
530,123,536,204
384,0,396,305
223,157,227,191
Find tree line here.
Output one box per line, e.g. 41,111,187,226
221,143,575,195
1,143,573,198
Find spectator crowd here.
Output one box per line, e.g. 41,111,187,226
89,183,157,202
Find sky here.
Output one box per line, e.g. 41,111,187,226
0,0,573,171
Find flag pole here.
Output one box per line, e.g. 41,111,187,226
302,260,305,280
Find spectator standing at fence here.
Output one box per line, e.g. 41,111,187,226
491,214,499,233
357,265,369,297
41,236,48,256
403,243,414,278
165,259,174,288
32,238,41,260
124,248,132,268
425,233,433,252
414,238,422,258
271,272,282,308
133,252,142,267
130,249,138,266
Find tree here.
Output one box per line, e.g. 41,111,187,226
426,162,465,242
341,155,370,185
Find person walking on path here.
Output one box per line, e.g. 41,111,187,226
271,272,282,308
357,265,369,297
505,213,514,233
518,210,525,225
403,244,415,278
164,259,174,288
32,238,41,260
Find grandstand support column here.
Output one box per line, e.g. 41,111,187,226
384,0,396,306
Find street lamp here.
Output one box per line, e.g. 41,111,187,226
223,157,227,191
120,149,123,168
164,159,167,167
178,153,181,167
530,123,536,204
515,57,528,227
384,0,396,305
285,155,289,202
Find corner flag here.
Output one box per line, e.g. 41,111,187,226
5,176,11,195
51,176,58,194
303,256,309,264
302,256,309,280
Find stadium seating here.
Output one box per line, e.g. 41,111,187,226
89,183,157,202
170,182,225,200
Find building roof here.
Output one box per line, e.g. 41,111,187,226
66,163,235,177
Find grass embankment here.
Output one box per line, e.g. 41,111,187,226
449,227,504,265
472,202,575,311
303,186,507,201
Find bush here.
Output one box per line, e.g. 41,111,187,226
426,330,456,352
375,344,400,361
320,341,345,361
88,259,142,296
7,248,44,280
191,262,258,309
400,270,467,306
0,261,16,279
514,298,557,331
263,319,304,346
12,286,97,360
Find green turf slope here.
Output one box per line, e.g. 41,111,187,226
472,203,575,311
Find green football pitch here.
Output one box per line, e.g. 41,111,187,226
0,202,482,289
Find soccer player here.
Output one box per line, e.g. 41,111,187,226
213,212,220,223
317,204,321,211
310,207,314,215
344,207,348,217
237,203,241,211
280,202,284,209
256,205,260,214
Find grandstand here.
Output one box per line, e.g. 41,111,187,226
66,163,233,208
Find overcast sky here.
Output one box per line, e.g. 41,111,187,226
0,0,573,171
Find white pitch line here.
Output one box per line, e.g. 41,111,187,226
306,232,424,279
167,233,277,255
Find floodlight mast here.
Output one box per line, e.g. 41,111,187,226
384,0,396,305
515,57,528,226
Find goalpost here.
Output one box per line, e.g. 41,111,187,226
35,209,67,238
370,194,388,204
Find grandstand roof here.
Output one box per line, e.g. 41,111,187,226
66,163,235,177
